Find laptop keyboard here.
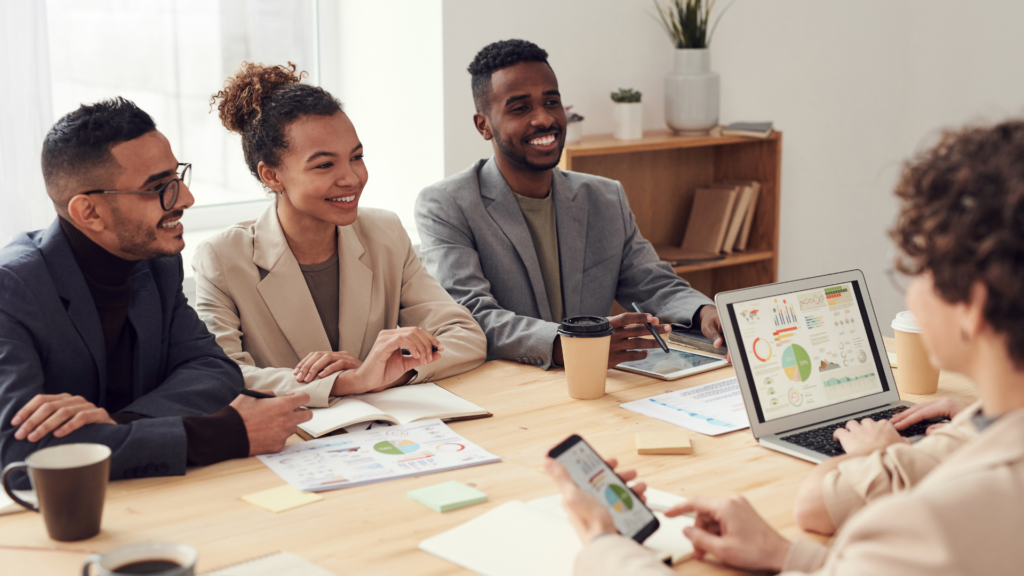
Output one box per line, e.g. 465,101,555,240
779,407,944,458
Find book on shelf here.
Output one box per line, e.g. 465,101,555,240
722,121,773,139
711,183,748,254
675,186,739,260
296,383,491,440
717,180,761,252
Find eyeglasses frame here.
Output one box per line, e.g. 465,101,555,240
79,163,191,212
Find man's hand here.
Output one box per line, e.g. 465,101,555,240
294,351,362,383
833,418,909,457
890,398,967,435
332,328,443,396
11,394,115,442
699,305,725,349
670,495,791,572
606,312,671,368
230,391,312,456
544,455,647,545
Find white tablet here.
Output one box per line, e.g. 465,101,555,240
614,348,728,381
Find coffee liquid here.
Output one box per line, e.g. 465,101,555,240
113,560,181,574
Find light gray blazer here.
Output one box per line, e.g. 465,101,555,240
414,157,713,369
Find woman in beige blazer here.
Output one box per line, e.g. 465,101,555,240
546,119,1024,575
194,63,486,407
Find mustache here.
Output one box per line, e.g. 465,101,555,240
159,210,184,225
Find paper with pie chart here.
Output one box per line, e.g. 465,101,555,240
257,419,500,492
733,282,884,421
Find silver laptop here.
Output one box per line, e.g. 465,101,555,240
716,270,914,463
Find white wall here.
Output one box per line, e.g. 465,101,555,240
441,0,1024,334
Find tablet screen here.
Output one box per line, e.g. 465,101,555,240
727,281,888,422
617,348,723,377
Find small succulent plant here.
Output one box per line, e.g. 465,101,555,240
610,88,642,103
566,106,585,122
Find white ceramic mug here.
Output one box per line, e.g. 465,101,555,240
82,542,197,576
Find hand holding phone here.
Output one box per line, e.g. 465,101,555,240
546,435,659,543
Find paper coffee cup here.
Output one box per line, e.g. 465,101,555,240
558,316,613,400
891,311,940,395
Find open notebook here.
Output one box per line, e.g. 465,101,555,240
297,383,491,439
419,488,695,576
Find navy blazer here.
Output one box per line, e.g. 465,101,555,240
0,220,243,486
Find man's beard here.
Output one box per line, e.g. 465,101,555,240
108,204,183,260
492,124,563,172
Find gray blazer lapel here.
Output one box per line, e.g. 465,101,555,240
553,169,587,319
127,268,160,397
479,158,552,321
40,220,106,396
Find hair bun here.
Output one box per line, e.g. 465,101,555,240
211,61,308,134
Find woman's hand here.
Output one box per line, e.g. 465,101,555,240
833,418,910,457
670,495,791,572
543,456,647,545
294,351,362,383
890,397,968,435
332,328,443,395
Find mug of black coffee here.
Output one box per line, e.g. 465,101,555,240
82,542,197,576
1,443,111,541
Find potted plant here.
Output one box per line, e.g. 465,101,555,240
610,88,643,140
565,106,585,145
652,0,732,135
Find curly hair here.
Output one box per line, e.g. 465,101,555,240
891,120,1024,366
468,39,549,113
41,97,156,214
210,62,342,186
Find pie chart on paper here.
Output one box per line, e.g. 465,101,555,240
605,484,634,513
373,439,420,455
782,344,812,382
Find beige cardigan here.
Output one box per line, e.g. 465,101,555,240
191,204,486,407
574,405,1024,575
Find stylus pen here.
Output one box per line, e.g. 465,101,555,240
401,346,440,357
631,302,670,354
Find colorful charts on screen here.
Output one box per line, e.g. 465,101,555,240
782,344,812,382
752,338,772,362
373,439,420,455
605,484,634,513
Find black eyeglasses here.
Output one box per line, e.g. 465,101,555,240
80,163,191,211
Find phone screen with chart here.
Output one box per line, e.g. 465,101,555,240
730,281,887,422
551,437,658,542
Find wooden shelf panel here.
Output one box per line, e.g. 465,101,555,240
562,130,780,158
661,249,774,274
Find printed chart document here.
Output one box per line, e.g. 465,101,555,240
620,377,750,436
258,419,500,492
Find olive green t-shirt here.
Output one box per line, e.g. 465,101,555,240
298,251,340,352
514,190,564,322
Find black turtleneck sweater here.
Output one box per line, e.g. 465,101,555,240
59,218,249,465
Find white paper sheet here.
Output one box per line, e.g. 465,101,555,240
620,377,750,436
257,419,500,492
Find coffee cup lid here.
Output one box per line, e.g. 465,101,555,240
558,316,613,338
891,311,921,334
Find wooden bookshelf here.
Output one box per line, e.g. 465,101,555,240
558,129,782,301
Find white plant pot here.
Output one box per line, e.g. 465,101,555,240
566,121,583,144
613,102,643,140
664,48,720,135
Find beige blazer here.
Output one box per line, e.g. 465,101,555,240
574,405,1024,576
191,204,486,407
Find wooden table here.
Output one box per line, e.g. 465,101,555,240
0,342,977,575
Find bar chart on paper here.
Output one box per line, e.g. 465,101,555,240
620,377,750,436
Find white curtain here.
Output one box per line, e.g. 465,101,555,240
0,1,55,247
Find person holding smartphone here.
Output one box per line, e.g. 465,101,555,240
545,120,1024,575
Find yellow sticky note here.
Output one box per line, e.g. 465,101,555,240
241,485,323,513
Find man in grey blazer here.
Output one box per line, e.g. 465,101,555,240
0,98,310,487
416,39,725,369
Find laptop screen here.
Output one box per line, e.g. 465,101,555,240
726,280,890,423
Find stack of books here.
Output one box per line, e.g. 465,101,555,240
658,180,761,266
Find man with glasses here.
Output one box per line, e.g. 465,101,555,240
0,97,311,486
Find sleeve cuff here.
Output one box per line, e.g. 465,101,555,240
182,406,249,466
782,539,830,573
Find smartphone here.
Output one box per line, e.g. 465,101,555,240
547,434,660,543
